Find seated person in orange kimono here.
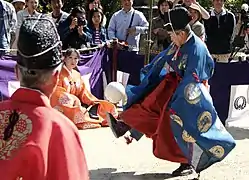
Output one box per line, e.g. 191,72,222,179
50,48,118,129
0,17,89,180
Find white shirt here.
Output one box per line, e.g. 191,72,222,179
11,9,40,50
108,8,148,51
48,11,69,26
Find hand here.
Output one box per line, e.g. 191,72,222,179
70,17,78,29
98,43,104,48
192,0,197,4
10,32,16,46
124,135,133,145
157,28,166,35
127,27,136,36
77,26,84,36
106,41,111,48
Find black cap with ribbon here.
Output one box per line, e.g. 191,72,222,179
17,15,62,70
164,7,192,32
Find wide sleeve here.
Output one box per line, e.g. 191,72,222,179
47,123,89,180
78,77,99,105
7,145,45,180
140,43,176,82
107,14,117,40
169,44,235,173
135,12,149,34
124,44,177,109
57,20,72,42
9,4,17,34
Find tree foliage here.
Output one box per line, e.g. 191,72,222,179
5,0,248,18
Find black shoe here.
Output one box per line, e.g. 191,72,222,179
172,163,194,177
106,113,131,138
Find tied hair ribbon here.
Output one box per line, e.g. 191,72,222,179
3,110,20,141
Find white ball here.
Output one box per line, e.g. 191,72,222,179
104,82,126,104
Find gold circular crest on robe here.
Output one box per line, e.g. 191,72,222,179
184,83,202,104
209,145,225,159
182,130,196,143
170,114,183,127
197,111,212,133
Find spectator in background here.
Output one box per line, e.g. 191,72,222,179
88,8,107,45
108,0,149,52
85,0,107,27
58,6,92,50
243,22,249,51
48,0,69,27
0,0,17,55
173,0,210,20
16,0,40,26
151,0,173,53
12,0,40,50
204,0,236,63
12,0,25,12
189,3,205,41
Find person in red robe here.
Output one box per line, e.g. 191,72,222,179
0,16,89,180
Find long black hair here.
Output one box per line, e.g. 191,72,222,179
64,48,80,59
88,8,104,29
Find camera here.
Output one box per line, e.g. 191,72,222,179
77,17,87,27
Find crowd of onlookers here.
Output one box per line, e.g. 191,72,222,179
1,0,249,62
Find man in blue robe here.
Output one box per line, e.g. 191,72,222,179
106,7,236,179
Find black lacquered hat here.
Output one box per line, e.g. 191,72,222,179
164,7,192,32
17,15,62,69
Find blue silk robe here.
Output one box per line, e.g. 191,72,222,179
123,32,236,173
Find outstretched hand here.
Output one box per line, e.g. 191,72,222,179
124,135,133,145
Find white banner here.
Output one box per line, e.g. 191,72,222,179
102,71,130,91
226,85,249,128
81,73,92,92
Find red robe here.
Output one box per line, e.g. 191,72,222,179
0,88,89,180
120,73,188,163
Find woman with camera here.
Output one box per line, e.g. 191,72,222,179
58,6,92,50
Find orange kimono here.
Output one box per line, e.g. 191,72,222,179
50,65,118,129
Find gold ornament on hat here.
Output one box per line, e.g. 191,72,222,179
182,130,196,143
209,145,225,159
170,114,183,127
197,111,212,133
184,83,201,104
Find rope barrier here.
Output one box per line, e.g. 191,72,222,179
0,45,101,53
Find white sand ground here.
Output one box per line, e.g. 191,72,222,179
79,126,249,180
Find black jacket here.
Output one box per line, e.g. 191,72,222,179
204,9,236,54
58,17,92,50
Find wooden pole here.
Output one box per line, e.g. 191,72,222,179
145,0,154,66
112,38,118,82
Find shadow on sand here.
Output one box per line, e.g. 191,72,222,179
226,126,249,140
89,168,173,180
90,168,198,180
